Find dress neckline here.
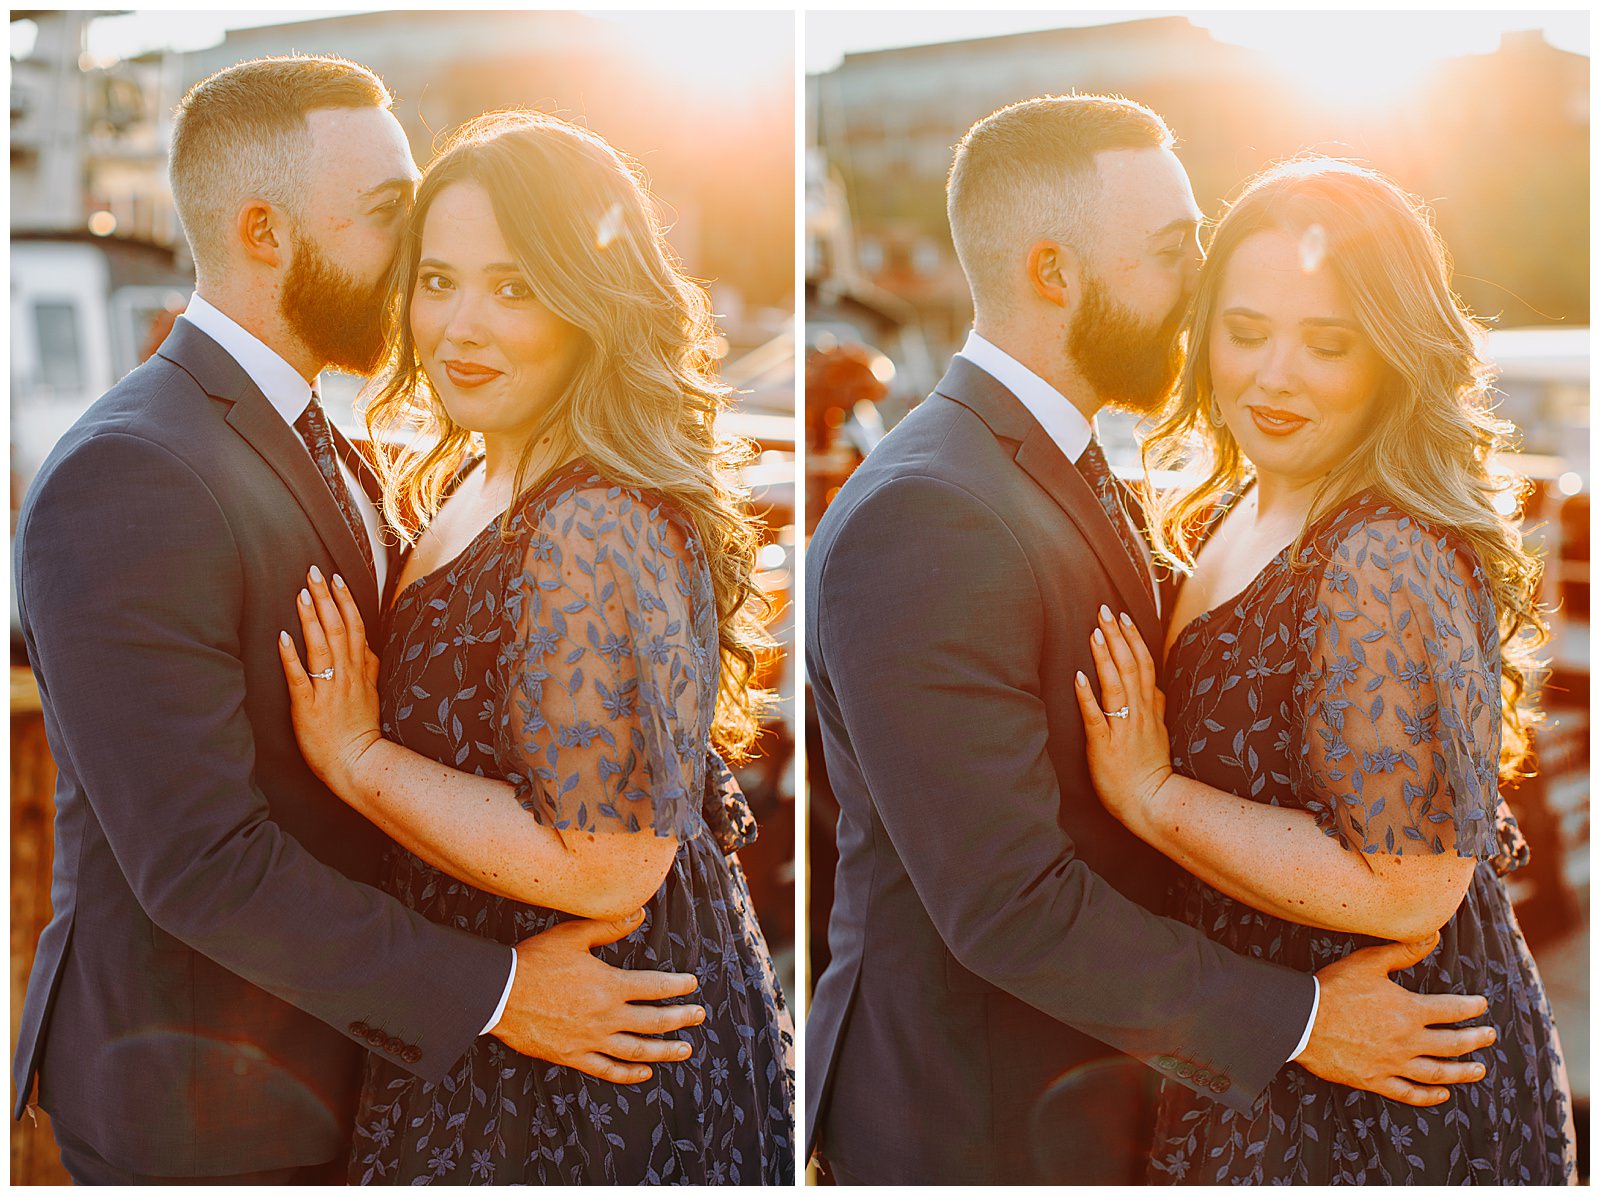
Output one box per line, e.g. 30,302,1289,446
1163,482,1374,661
386,455,587,613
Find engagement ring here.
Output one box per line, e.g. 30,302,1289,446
311,667,336,681
1106,706,1130,720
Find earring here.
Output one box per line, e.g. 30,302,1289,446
1206,395,1226,429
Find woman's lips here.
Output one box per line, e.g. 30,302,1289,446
443,360,503,389
1247,404,1309,436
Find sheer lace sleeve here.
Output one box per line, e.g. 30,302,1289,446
1295,510,1501,858
495,482,706,839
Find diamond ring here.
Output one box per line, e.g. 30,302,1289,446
1106,706,1131,720
311,667,336,681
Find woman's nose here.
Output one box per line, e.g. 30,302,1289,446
443,292,487,348
1255,341,1298,395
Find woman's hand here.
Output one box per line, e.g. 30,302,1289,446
277,565,383,799
1073,604,1176,835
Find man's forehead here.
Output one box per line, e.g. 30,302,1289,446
306,106,418,188
1093,146,1200,228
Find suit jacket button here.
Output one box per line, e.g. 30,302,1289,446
1193,1069,1212,1086
1176,1062,1194,1079
402,1046,422,1064
366,1029,386,1047
350,1022,370,1037
385,1035,404,1054
1155,1055,1175,1071
1211,1076,1231,1094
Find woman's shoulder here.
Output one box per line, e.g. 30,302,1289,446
1304,490,1494,628
508,460,692,559
1311,490,1479,572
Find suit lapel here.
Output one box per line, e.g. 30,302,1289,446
934,357,1164,667
157,319,382,626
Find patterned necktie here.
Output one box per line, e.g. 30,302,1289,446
1077,437,1154,604
293,394,376,578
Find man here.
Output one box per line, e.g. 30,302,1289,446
805,95,1496,1185
12,55,702,1184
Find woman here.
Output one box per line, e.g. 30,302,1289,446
1074,158,1574,1184
276,110,794,1184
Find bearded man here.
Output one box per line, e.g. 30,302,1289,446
12,55,702,1184
803,94,1493,1185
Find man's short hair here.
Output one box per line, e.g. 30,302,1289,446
947,94,1173,313
170,55,393,273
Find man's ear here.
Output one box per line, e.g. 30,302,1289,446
237,200,285,269
1026,239,1082,312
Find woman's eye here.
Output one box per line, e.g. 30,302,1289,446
497,280,532,300
1309,344,1349,360
1226,332,1264,348
418,273,451,293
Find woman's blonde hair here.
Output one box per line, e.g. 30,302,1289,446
365,109,770,757
1143,156,1546,777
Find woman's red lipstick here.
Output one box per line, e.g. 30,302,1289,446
1248,404,1308,436
443,360,502,389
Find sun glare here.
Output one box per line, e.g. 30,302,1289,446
592,11,792,100
1195,14,1513,113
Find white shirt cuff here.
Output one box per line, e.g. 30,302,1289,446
480,948,518,1035
1286,975,1320,1062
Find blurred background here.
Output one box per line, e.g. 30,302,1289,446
805,9,1589,1181
9,9,795,1184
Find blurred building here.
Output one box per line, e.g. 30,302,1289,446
11,9,795,308
811,16,1589,359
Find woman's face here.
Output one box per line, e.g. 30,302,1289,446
1208,229,1389,490
411,181,585,448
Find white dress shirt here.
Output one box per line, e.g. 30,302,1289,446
956,329,1319,1063
180,293,516,1035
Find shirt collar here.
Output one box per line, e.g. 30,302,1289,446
181,292,318,426
958,329,1094,464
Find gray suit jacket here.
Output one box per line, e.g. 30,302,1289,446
804,357,1316,1183
11,318,510,1175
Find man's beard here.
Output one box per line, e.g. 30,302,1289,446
1067,271,1186,413
280,227,391,375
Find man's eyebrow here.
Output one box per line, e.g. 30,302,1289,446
1146,215,1201,242
360,177,418,202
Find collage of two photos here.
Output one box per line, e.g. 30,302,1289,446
6,5,1592,1189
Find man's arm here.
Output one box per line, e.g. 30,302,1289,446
19,432,697,1084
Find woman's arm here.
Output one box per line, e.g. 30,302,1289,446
279,567,676,919
1075,605,1474,941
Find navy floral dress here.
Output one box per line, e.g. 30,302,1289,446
1148,490,1573,1185
348,459,795,1185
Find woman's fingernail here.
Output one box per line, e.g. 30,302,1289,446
1075,670,1087,685
694,1007,706,1024
1093,628,1105,645
309,565,323,584
280,630,290,646
1098,603,1112,621
299,589,311,606
332,573,345,590
1120,611,1133,627
677,1042,691,1058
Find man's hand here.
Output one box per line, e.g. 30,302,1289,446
1298,933,1495,1107
492,910,705,1084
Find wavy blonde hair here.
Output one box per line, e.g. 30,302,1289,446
364,110,771,758
1143,157,1546,776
